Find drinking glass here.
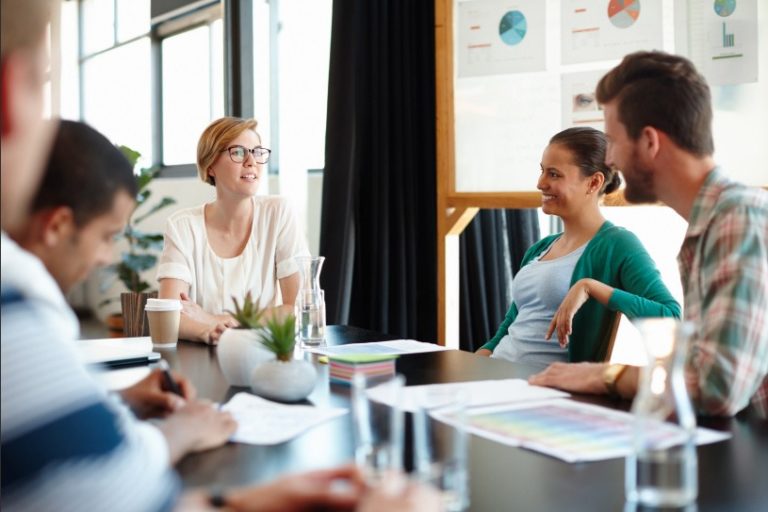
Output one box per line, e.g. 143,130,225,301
414,387,469,511
352,373,405,485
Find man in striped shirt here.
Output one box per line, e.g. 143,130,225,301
1,3,235,509
530,51,768,417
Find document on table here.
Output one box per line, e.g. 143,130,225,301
305,339,451,356
221,392,348,445
455,399,731,463
367,379,570,412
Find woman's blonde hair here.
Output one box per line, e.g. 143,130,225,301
196,117,259,186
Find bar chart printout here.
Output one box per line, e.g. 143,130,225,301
682,0,757,85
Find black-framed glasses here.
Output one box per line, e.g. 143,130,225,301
222,145,271,164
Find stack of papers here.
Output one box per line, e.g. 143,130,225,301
328,354,398,385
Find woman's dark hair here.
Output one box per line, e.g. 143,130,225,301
31,120,138,226
549,127,621,195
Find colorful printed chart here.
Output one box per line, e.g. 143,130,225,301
607,0,641,29
714,0,737,17
498,10,527,46
460,400,730,462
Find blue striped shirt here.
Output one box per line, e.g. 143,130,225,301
1,287,179,511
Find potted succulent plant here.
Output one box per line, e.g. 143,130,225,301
217,292,276,387
101,146,176,336
249,312,317,402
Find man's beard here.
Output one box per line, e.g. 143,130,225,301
622,154,656,204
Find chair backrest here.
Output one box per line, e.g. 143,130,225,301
603,312,622,362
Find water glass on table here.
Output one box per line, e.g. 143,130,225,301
413,387,469,512
296,288,326,345
352,373,405,486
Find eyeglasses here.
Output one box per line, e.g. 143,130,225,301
222,145,271,164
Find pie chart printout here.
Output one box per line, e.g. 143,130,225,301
499,10,527,46
714,0,736,17
607,0,641,29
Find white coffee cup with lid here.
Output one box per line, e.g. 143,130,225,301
145,298,182,348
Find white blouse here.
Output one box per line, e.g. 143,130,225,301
156,196,309,314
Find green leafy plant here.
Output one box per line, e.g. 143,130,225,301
256,313,297,362
101,146,176,301
227,291,265,329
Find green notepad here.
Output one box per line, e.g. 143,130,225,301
328,354,399,364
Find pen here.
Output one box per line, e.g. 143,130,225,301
158,359,184,397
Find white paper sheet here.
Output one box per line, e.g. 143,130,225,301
220,392,348,445
457,399,731,463
367,378,570,412
305,339,451,357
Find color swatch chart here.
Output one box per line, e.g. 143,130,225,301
463,400,729,463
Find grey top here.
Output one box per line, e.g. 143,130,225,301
491,241,587,366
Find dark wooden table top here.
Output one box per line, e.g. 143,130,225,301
159,326,768,512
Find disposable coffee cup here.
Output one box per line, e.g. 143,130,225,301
145,298,181,348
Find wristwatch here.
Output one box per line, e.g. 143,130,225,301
603,363,627,397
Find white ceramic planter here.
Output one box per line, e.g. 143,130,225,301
250,359,318,402
217,328,276,387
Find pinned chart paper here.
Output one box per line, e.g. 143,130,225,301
458,399,731,463
457,0,546,77
367,379,569,412
561,69,609,131
677,0,758,85
221,393,347,445
561,0,663,64
305,339,451,357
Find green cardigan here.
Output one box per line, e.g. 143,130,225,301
481,221,681,362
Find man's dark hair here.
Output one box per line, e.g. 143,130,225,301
596,51,714,157
31,120,137,226
549,127,621,195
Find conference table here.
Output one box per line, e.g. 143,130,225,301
152,326,767,511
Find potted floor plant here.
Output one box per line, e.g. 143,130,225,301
249,312,317,402
102,146,176,336
217,292,276,387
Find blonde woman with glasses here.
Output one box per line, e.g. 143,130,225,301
158,117,309,344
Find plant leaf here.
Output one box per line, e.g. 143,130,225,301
134,197,176,225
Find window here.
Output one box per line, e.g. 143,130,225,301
161,20,224,165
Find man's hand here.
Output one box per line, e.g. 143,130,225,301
119,369,196,419
475,348,493,357
529,362,609,395
158,400,237,464
224,464,366,512
357,472,445,512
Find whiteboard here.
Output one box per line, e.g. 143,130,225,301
453,0,768,193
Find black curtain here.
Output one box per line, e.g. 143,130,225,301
459,210,539,352
320,0,437,341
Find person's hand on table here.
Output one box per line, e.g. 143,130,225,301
528,362,608,394
357,471,445,512
118,368,196,419
158,400,237,464
221,464,366,512
475,348,492,357
202,321,232,346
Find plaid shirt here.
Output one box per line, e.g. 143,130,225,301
679,169,768,416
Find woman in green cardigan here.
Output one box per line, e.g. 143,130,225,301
477,127,680,364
